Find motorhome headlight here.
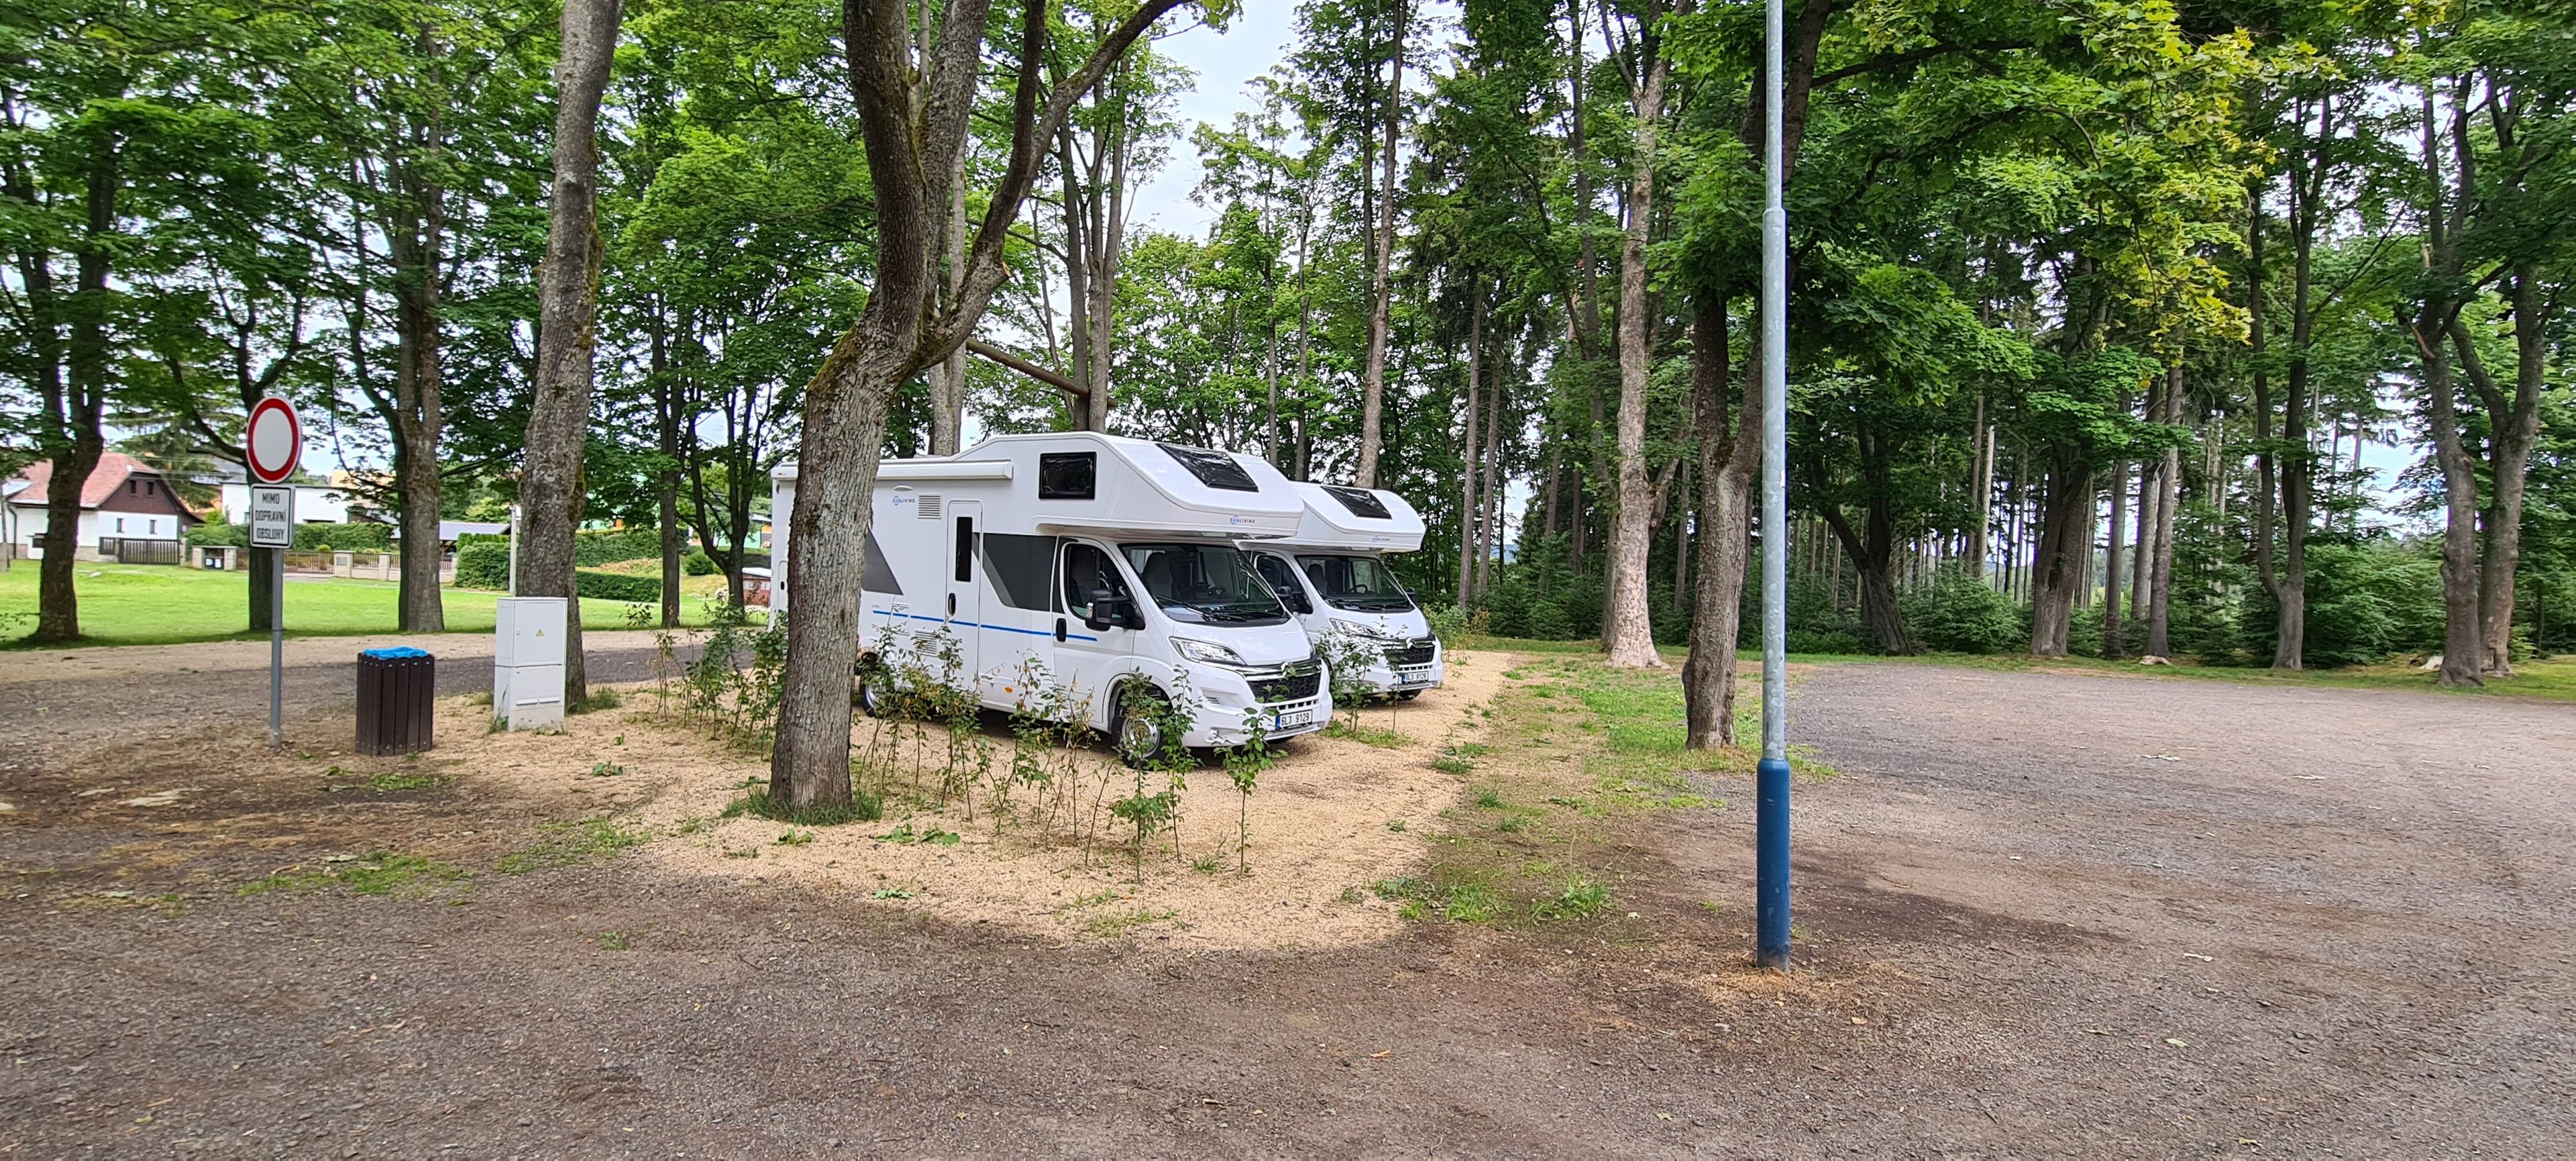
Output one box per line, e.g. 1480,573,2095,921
1171,637,1248,668
1330,618,1400,643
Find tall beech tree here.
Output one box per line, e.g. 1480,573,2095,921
766,0,1212,813
518,0,624,707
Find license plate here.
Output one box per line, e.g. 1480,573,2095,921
1395,674,1429,687
1273,709,1312,729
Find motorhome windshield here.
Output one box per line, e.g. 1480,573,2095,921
1120,544,1289,625
1296,554,1415,613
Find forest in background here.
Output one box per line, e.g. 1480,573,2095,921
6,0,2571,695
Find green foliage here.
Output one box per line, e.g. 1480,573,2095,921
683,550,718,576
239,852,468,897
575,569,661,603
453,543,510,591
496,817,650,874
574,527,663,566
295,523,392,551
1902,568,2025,654
187,521,247,548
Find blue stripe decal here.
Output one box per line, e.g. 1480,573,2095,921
871,607,1097,643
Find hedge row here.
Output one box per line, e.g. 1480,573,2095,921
453,543,676,603
453,542,510,589
185,521,394,550
575,527,665,566
576,568,661,602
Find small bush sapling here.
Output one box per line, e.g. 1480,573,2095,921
1224,706,1275,874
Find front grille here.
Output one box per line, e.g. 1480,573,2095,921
1384,638,1436,666
1251,669,1321,703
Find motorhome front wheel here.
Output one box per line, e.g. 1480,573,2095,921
854,663,893,718
1114,691,1170,768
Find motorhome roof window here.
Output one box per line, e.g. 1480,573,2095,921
1122,543,1286,625
1038,452,1095,499
1321,485,1392,519
1157,442,1259,492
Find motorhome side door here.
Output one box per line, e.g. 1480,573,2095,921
1056,540,1135,732
943,501,982,690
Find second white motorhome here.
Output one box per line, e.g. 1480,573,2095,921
1248,482,1444,699
771,434,1329,764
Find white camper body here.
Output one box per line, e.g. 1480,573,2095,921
771,434,1328,759
1248,483,1445,697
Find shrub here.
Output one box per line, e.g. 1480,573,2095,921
186,521,246,547
1785,629,1864,654
576,568,661,603
296,522,391,551
1902,567,2023,654
453,542,509,590
683,549,718,576
574,527,663,566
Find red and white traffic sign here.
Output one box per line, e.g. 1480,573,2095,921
246,396,302,485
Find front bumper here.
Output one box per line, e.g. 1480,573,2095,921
1352,637,1444,695
1181,658,1331,748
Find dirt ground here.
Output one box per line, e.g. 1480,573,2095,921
3,636,2572,1158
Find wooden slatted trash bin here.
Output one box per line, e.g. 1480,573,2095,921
356,646,436,756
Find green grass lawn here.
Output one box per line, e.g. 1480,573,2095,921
0,563,751,648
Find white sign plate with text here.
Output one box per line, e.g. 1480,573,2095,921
248,485,293,548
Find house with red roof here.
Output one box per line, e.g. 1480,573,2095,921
5,452,202,564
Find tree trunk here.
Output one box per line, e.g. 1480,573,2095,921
653,305,683,627
2416,311,2482,685
2455,267,2545,676
769,0,1185,808
518,0,623,707
2145,364,2183,658
1059,128,1092,430
25,141,111,645
2028,451,2090,657
1456,280,1483,602
929,144,970,454
1601,6,1674,669
1083,107,1126,433
384,118,447,633
1682,295,1758,748
1818,496,1913,656
1478,329,1509,596
1968,393,1992,579
1354,0,1405,487
2101,410,2127,658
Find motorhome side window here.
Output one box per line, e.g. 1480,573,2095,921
1062,543,1128,621
1251,552,1300,598
1037,452,1095,499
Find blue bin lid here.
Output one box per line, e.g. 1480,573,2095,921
360,646,431,660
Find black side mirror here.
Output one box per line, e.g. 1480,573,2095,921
1282,589,1313,615
1086,589,1134,633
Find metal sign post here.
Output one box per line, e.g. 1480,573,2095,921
246,397,303,751
1757,0,1794,972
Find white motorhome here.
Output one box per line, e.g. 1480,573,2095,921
771,434,1328,764
1246,483,1444,699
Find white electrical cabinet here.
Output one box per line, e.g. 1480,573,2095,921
492,597,567,731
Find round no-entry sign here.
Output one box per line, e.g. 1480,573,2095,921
246,397,302,484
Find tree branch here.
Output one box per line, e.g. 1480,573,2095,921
936,0,1192,356
966,338,1088,399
